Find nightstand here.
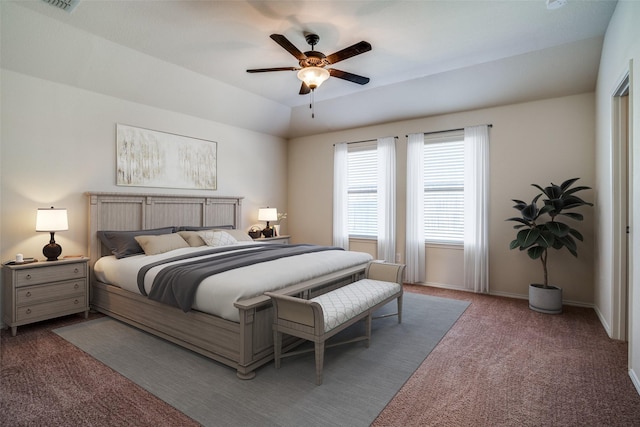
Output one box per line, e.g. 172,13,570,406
253,235,290,244
2,257,89,336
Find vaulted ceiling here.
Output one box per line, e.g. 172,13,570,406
11,0,617,138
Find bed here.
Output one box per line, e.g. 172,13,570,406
87,192,371,379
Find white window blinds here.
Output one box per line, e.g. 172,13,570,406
347,143,377,237
423,132,465,243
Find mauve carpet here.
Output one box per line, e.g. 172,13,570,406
373,285,640,427
3,286,640,426
0,312,198,427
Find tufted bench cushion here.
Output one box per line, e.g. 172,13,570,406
266,262,405,385
311,279,402,332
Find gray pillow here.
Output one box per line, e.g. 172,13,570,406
97,227,176,259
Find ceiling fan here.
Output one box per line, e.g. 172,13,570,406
247,33,372,96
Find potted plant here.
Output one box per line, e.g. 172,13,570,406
507,178,593,314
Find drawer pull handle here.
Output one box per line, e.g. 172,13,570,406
74,268,79,274
74,283,79,289
26,291,31,297
74,299,79,304
26,309,31,314
25,274,31,280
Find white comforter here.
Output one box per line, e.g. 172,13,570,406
93,244,373,322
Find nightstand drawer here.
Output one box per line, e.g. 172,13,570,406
16,279,86,306
15,263,86,287
16,296,86,322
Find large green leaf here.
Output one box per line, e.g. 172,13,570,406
560,177,580,191
537,230,555,247
557,235,578,254
545,221,570,237
512,199,528,211
506,217,531,227
527,246,545,260
517,228,540,248
521,202,539,221
569,228,584,241
560,212,584,221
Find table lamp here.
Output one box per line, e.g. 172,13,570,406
36,207,68,261
258,207,277,238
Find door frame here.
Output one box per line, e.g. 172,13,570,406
611,70,631,341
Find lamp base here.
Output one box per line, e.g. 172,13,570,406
262,227,274,238
43,242,62,261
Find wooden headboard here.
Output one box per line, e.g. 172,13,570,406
86,192,243,272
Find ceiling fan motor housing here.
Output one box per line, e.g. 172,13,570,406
300,51,329,68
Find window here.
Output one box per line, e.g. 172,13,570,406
423,132,465,243
347,143,377,237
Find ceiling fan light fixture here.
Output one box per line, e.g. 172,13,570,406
297,67,330,90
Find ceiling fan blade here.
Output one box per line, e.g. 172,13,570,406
325,41,372,64
246,67,299,73
270,34,306,60
299,82,311,95
328,69,370,85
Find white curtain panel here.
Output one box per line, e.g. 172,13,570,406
333,142,350,249
405,133,426,283
377,137,396,262
463,125,490,293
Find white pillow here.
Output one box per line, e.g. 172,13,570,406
217,229,254,242
198,230,238,247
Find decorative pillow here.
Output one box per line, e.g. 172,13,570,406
134,233,190,255
216,229,254,242
198,230,238,247
177,230,206,247
97,227,176,259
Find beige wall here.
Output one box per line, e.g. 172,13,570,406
595,1,640,393
288,93,596,303
0,72,287,325
0,70,287,263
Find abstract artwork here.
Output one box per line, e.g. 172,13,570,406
116,124,217,190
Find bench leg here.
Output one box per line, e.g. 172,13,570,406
365,314,372,348
315,341,325,385
273,330,282,369
397,295,403,324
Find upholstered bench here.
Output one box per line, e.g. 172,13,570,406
265,261,405,385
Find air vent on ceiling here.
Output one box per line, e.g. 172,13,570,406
42,0,80,13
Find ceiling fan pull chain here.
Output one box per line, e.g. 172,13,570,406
311,90,315,119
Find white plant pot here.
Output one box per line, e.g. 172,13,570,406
529,284,563,314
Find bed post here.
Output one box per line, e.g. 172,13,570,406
236,306,257,379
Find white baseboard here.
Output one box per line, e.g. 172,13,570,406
413,283,595,308
630,368,640,395
593,304,613,337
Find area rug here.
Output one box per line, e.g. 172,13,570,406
54,292,469,427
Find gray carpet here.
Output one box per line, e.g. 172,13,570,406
54,292,469,427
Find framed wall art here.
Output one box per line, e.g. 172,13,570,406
116,124,217,190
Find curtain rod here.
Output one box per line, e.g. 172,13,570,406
333,136,398,146
406,124,493,137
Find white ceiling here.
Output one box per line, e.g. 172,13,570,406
15,0,617,138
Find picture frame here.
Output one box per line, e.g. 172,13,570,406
116,124,217,190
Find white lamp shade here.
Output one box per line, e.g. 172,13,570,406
36,208,69,232
297,67,330,89
258,208,278,222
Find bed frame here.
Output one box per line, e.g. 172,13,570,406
86,192,366,379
